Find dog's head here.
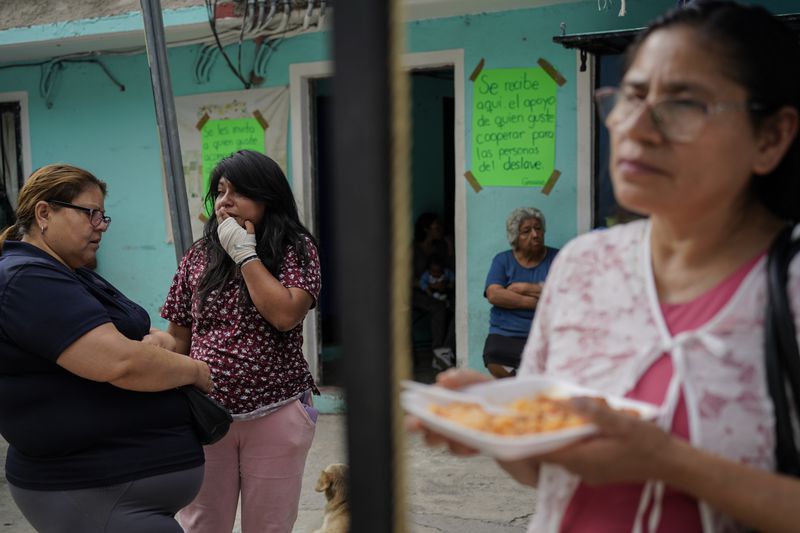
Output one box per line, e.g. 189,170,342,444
315,463,348,502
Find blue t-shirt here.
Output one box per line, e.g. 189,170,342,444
0,241,203,490
484,247,558,337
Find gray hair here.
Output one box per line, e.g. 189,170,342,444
506,207,545,247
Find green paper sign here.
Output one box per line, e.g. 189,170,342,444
201,118,265,212
472,68,557,187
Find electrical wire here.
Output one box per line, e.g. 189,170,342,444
276,0,292,33
237,0,249,82
79,59,125,92
193,1,322,85
318,0,327,29
40,61,62,108
251,0,262,32
0,55,125,109
303,0,314,30
205,0,251,88
254,36,284,78
0,1,330,93
262,0,279,31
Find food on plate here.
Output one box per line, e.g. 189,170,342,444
428,394,635,436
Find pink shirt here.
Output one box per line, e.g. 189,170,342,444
559,252,764,533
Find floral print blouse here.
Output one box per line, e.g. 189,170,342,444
162,238,321,416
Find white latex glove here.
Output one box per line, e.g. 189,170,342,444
217,217,257,265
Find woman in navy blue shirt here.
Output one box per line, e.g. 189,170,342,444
483,207,558,378
0,164,212,532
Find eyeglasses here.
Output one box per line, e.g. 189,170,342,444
48,200,111,228
594,86,764,143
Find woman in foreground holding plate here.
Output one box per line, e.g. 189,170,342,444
413,2,800,532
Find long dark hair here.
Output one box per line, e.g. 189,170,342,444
195,150,316,308
626,0,800,221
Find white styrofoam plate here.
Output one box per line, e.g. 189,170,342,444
402,375,660,461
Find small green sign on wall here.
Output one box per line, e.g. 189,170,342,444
471,68,557,187
201,118,265,212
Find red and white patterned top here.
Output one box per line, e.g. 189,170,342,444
519,220,800,533
161,238,321,416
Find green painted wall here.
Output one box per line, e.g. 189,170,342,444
0,0,797,378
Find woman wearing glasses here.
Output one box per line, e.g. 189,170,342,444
0,164,212,532
416,2,800,531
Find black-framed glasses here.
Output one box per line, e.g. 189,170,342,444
48,200,111,228
594,86,764,143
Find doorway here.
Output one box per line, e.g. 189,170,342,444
309,76,342,385
308,68,455,385
408,68,455,383
290,50,466,387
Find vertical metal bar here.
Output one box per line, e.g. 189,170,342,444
140,0,193,260
332,0,399,531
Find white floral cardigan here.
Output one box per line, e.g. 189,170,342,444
518,220,800,533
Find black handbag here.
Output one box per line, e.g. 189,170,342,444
179,385,233,445
764,226,800,475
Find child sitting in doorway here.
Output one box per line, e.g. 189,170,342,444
419,256,456,370
419,255,454,304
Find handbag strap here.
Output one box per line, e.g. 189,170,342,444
765,225,800,475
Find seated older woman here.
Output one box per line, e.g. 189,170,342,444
0,164,212,533
483,207,558,378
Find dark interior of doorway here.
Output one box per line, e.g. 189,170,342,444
311,67,456,386
0,101,23,228
593,54,623,229
593,53,646,228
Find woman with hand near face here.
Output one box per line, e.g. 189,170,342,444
162,150,321,533
415,2,800,532
0,164,212,533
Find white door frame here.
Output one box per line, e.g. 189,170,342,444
290,49,466,383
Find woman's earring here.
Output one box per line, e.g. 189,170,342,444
40,226,46,235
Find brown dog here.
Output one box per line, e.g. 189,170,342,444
313,463,349,533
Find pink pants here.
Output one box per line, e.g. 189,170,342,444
178,399,316,533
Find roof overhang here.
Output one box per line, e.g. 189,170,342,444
553,12,800,56
0,0,577,64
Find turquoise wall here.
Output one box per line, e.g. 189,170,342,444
403,2,677,369
0,53,181,314
0,22,329,318
404,0,800,369
0,0,797,372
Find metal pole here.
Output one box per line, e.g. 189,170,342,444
140,0,193,260
333,0,407,531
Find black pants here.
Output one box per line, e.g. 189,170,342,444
482,333,527,369
412,290,454,350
